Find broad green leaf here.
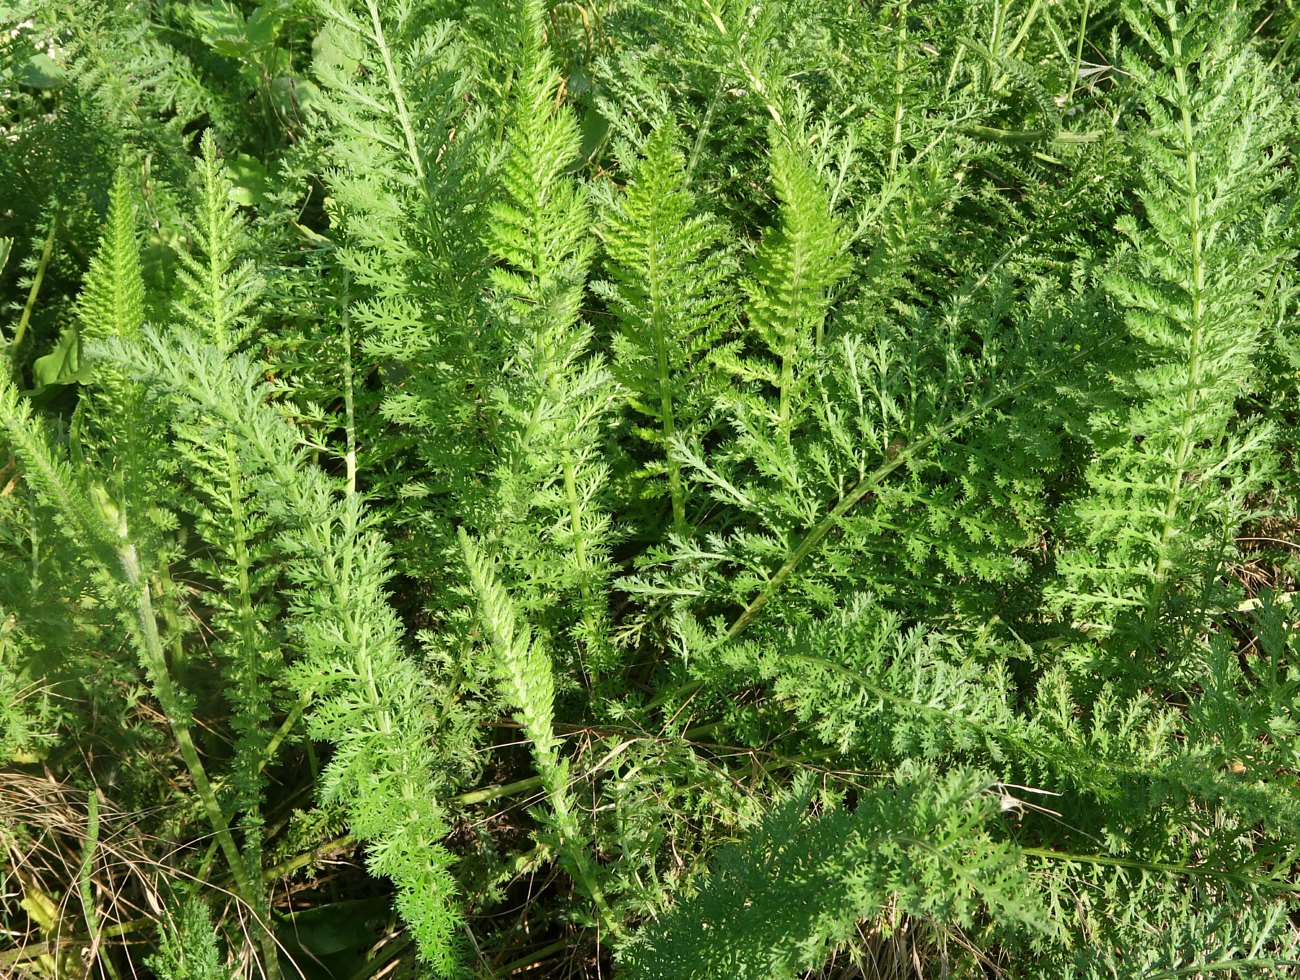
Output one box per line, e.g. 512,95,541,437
32,327,87,389
18,53,64,89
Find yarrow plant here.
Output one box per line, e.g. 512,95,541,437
1,0,1299,977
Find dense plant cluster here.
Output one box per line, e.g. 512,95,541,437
2,0,1300,977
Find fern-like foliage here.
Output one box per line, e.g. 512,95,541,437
165,133,282,834
483,0,618,671
147,891,232,980
68,162,174,564
308,0,495,599
1016,850,1300,978
0,531,63,763
0,165,288,974
633,276,1093,648
723,122,850,433
460,530,611,925
75,165,146,345
173,133,263,351
745,594,1020,761
54,1,211,150
101,326,464,973
1051,3,1294,642
594,122,736,538
6,0,1300,974
621,765,1052,979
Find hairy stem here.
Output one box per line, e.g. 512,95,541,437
1143,7,1206,633
888,0,910,181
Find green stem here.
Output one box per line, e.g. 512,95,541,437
1066,0,1090,106
1003,0,1042,61
888,0,910,181
340,274,357,495
546,793,616,936
366,0,425,185
262,834,356,880
1020,846,1300,893
119,544,244,878
647,228,687,536
1143,9,1206,633
457,774,545,806
726,334,1118,642
116,538,282,980
1266,8,1300,72
563,457,606,665
256,689,312,777
700,0,784,128
778,351,794,432
962,124,1103,144
75,793,120,980
493,937,574,976
686,79,725,180
987,0,1006,92
8,218,58,374
154,562,189,675
0,918,152,969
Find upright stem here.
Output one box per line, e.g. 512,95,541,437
1143,11,1205,633
116,537,282,980
987,0,1006,92
1066,0,1091,107
1003,0,1042,61
224,431,273,807
779,352,794,434
340,273,357,495
563,457,606,664
647,226,687,535
366,0,425,185
75,793,120,980
701,0,784,128
888,0,910,181
8,218,57,376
